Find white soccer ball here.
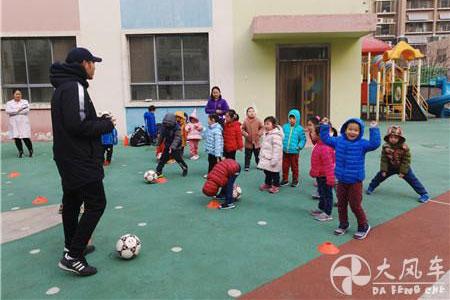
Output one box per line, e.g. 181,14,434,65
116,234,141,259
144,170,157,183
233,184,242,200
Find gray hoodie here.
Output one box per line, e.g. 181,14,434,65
156,113,182,151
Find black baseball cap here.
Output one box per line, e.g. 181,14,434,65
66,47,102,63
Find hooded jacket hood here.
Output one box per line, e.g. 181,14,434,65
384,125,406,143
209,122,222,131
271,125,284,137
287,109,301,127
189,109,199,122
175,111,186,119
162,113,177,128
49,62,89,88
340,118,365,141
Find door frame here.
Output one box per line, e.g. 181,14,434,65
276,44,331,125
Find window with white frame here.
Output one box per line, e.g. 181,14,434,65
437,48,447,63
128,34,210,101
438,21,450,31
1,37,76,103
440,0,450,8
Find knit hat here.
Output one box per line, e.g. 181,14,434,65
202,180,219,197
384,125,405,143
189,109,199,122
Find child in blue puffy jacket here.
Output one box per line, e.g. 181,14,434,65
320,117,380,240
204,114,224,175
101,128,118,166
281,109,306,187
144,105,157,145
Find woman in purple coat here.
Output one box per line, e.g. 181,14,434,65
205,86,230,122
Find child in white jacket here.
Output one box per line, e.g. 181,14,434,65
257,116,284,194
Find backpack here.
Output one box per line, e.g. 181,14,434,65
130,126,150,147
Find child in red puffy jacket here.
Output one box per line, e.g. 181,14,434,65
309,124,336,222
223,109,243,160
202,159,241,210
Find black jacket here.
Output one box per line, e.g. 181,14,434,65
50,63,114,189
156,113,182,151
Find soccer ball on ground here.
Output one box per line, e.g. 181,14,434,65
116,234,141,259
233,184,242,200
144,170,157,183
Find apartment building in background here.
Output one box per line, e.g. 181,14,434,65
372,0,450,52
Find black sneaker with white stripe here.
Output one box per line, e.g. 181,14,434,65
219,202,236,210
58,253,97,276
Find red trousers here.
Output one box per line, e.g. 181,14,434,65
336,182,368,229
282,153,299,182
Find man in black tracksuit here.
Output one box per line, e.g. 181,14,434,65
50,47,114,276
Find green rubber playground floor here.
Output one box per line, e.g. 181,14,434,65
1,119,449,299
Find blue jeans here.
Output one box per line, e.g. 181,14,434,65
218,169,240,205
317,177,333,216
369,168,427,196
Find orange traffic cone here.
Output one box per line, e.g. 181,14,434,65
207,199,221,209
8,171,21,179
318,241,340,255
32,196,49,205
123,136,129,147
154,177,167,184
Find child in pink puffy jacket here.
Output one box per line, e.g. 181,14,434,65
309,124,335,222
185,109,203,160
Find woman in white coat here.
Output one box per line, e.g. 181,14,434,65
6,89,33,157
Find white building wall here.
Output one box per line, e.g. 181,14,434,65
77,0,127,136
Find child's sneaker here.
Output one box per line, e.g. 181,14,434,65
366,186,374,195
353,224,371,240
334,224,350,235
311,192,320,200
190,155,199,160
219,203,236,210
58,253,97,276
182,168,188,177
418,194,430,203
244,167,249,172
310,209,323,217
269,186,280,194
315,212,333,222
203,174,208,179
259,184,271,191
291,180,299,187
280,180,289,186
